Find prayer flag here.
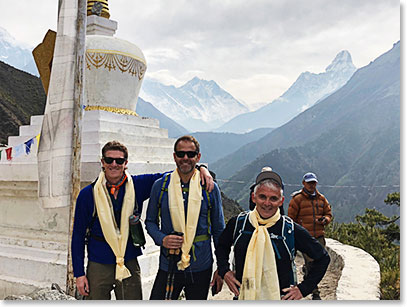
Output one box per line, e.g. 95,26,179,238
25,138,35,154
14,144,24,158
6,147,12,160
0,149,2,161
36,133,41,145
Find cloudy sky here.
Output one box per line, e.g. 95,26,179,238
0,0,400,108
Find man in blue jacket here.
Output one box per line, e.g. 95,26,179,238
146,135,225,300
71,140,213,300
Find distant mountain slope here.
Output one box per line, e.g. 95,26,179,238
191,128,273,164
0,27,38,76
0,61,45,144
136,98,189,137
219,42,400,223
216,50,356,133
140,77,249,132
212,42,400,179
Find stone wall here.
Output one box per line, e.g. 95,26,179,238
325,238,381,300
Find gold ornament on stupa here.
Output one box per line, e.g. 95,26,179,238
87,0,110,19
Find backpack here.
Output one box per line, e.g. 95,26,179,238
157,173,214,260
232,211,297,286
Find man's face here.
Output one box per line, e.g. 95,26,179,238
251,184,284,219
173,140,201,175
101,150,127,183
303,180,317,193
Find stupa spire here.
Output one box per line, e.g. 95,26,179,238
87,0,110,19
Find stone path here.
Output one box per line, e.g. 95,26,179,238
209,252,341,301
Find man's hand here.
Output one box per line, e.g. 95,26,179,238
223,271,241,297
163,234,184,249
317,217,327,225
281,285,303,300
76,275,89,296
199,166,214,192
210,269,223,295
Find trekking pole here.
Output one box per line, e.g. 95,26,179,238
165,248,180,300
164,231,183,300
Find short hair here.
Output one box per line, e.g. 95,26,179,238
254,179,283,200
102,141,128,160
174,135,200,153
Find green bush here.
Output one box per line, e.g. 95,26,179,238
326,192,400,300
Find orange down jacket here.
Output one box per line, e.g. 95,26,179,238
287,189,332,238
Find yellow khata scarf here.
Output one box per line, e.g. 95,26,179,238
239,208,281,300
93,170,135,281
168,168,202,270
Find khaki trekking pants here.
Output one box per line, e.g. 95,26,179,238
85,258,142,300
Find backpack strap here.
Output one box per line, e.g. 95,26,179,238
84,179,99,245
280,215,297,285
232,211,251,246
202,189,214,235
157,173,171,225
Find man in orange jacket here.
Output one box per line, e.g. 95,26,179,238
287,172,332,300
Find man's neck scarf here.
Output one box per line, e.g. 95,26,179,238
106,173,127,195
168,168,202,270
93,170,134,281
239,208,281,300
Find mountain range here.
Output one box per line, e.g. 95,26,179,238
140,77,249,132
215,50,357,133
216,41,400,223
0,27,38,76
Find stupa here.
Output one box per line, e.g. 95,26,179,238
0,0,173,298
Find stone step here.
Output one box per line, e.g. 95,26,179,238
0,243,67,286
30,115,44,126
83,120,168,138
7,135,39,147
0,234,67,252
18,125,41,137
82,144,174,162
83,109,161,129
0,274,52,299
82,131,175,147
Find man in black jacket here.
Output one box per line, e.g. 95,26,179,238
215,167,330,300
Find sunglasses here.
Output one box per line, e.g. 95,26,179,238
103,157,127,165
175,151,198,158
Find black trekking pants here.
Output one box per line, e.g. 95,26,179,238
149,267,212,300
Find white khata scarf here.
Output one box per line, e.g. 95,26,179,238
168,168,202,270
239,208,281,300
93,170,135,281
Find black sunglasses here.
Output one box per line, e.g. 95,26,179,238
175,151,198,158
103,157,127,165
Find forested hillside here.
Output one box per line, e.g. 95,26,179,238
0,61,45,144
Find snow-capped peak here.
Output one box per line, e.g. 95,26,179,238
325,50,355,73
140,77,249,131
